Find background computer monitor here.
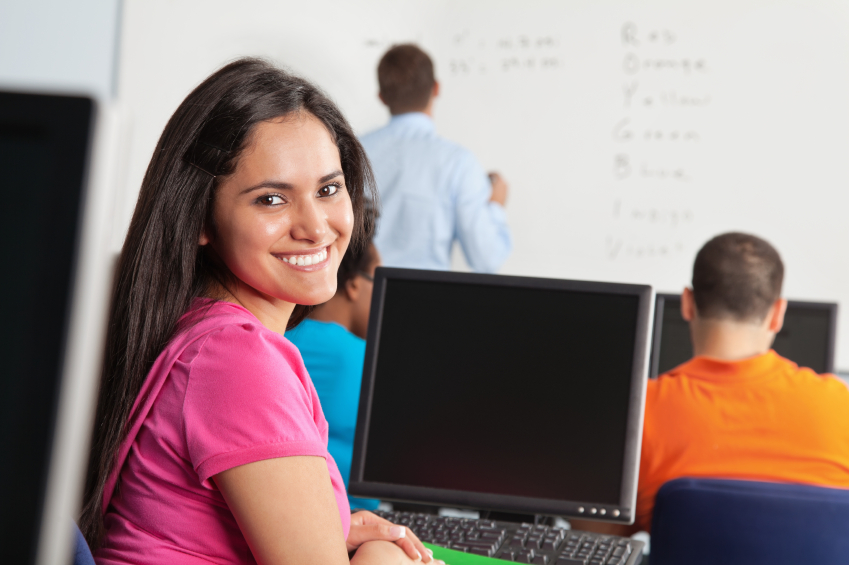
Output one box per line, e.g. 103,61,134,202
650,293,838,378
0,91,113,564
349,268,654,524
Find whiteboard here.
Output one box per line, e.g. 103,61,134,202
118,0,849,366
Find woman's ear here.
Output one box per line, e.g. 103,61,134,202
199,228,210,246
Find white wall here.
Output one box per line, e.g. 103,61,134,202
0,0,121,100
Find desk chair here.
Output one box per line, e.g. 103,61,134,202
650,477,849,565
73,523,95,565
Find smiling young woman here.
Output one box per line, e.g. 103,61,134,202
79,59,438,565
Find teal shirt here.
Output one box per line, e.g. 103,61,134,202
286,319,379,511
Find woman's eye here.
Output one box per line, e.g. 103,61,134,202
258,194,285,206
318,183,340,197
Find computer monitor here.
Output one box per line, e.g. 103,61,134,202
649,293,838,378
349,268,654,524
0,90,113,564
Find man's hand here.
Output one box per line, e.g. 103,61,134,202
488,172,508,206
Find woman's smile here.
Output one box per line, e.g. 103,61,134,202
275,245,330,270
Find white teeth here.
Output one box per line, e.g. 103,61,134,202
283,248,327,266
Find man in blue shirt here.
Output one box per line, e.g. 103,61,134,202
360,44,513,273
285,241,382,511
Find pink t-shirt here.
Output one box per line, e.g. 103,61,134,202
95,300,351,564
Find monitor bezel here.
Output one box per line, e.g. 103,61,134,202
650,293,839,378
0,90,114,565
649,293,679,379
350,267,654,524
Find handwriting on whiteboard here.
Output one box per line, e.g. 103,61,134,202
612,200,694,226
622,82,712,109
363,31,564,76
448,30,564,76
606,22,710,261
605,236,686,260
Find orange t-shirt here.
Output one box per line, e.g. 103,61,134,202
636,350,849,532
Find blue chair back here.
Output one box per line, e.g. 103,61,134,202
73,522,95,565
650,477,849,565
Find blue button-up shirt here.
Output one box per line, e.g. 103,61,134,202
360,113,512,273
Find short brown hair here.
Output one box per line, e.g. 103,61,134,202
337,238,377,292
692,232,784,322
378,44,435,114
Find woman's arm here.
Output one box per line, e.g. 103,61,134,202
215,456,437,564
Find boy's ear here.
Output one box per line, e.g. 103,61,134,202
681,287,696,322
767,298,788,333
344,277,360,302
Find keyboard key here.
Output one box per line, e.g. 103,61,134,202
460,540,498,550
470,547,493,557
531,556,549,564
450,545,468,552
556,558,587,565
499,550,516,561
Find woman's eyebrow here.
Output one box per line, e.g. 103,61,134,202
318,170,344,184
239,181,292,195
239,170,344,195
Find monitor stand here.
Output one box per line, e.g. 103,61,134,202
389,502,553,526
481,511,553,526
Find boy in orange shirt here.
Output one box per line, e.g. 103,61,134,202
579,232,849,535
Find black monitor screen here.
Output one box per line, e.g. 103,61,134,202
0,92,93,563
652,295,836,376
357,273,648,510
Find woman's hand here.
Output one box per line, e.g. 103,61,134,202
346,511,439,563
351,540,446,565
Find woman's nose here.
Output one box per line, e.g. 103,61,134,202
290,198,328,243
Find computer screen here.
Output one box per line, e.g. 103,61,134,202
350,268,653,523
650,293,837,377
0,90,111,564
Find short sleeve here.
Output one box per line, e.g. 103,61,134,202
183,322,328,487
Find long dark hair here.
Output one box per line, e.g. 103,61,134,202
79,58,376,547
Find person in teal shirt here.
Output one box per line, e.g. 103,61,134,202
286,239,381,511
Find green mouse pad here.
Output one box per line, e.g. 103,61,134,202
423,542,511,564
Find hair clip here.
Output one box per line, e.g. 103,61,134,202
199,140,231,153
185,160,216,178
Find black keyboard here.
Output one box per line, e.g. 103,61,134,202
373,510,644,565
